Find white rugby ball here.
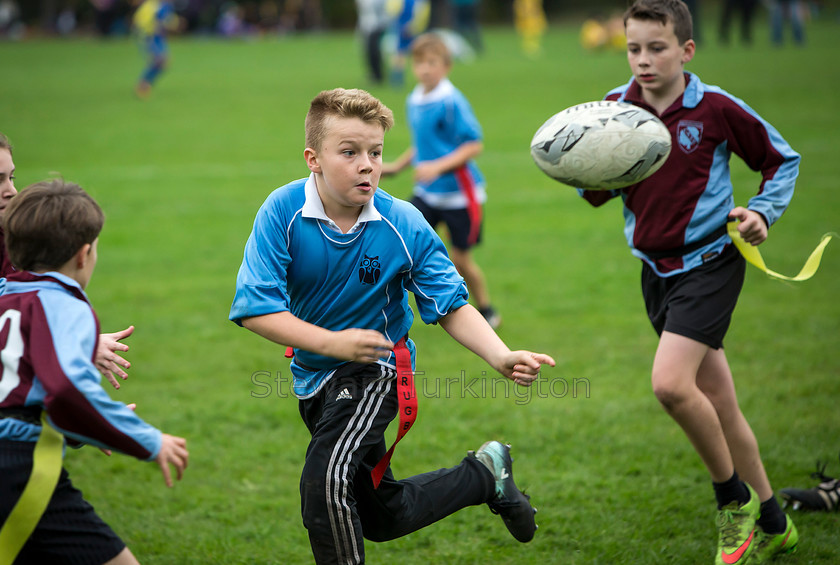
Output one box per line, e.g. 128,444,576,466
530,100,671,190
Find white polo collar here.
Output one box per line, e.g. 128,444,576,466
408,78,455,105
301,173,381,233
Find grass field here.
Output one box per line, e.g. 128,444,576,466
1,12,839,565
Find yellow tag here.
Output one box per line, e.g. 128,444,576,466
727,221,835,282
0,413,63,565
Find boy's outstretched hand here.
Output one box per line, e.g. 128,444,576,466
729,207,768,246
156,434,189,488
97,325,135,389
498,351,556,387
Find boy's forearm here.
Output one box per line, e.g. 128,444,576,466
434,141,482,174
242,311,333,354
438,304,509,370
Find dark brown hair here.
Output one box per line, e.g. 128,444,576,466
624,0,694,44
4,179,104,271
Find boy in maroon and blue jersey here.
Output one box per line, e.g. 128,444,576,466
0,132,137,395
0,180,188,565
578,1,799,563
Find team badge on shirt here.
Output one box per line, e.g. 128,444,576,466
358,254,381,285
677,120,703,154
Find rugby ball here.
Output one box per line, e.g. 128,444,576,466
530,100,671,190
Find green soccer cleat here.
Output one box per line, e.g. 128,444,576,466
715,483,760,565
745,514,798,564
473,441,537,543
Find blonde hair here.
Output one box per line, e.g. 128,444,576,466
410,32,452,66
305,88,394,151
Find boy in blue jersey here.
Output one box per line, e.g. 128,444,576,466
578,1,798,563
132,0,180,98
230,88,555,564
383,32,501,329
0,180,189,565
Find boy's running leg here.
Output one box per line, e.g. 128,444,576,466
448,248,500,329
651,333,759,564
652,332,736,482
696,348,772,500
697,349,794,543
299,366,495,564
104,547,140,565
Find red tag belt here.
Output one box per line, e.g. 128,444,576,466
371,337,417,489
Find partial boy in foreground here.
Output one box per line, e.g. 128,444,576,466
230,88,554,564
0,131,135,390
578,0,799,563
0,180,188,564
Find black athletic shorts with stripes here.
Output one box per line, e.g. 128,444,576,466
641,244,746,350
0,440,126,565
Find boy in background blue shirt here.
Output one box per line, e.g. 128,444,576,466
384,32,501,329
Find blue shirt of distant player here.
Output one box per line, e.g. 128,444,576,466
407,78,486,210
230,174,468,398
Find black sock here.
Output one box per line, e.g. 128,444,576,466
713,471,750,509
757,496,787,534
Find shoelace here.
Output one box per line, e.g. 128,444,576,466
809,459,834,484
807,452,840,511
717,507,752,547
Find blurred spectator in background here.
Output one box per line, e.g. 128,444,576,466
719,0,758,45
0,0,23,39
513,0,546,57
133,0,182,98
217,0,244,36
770,0,805,45
452,0,482,54
355,0,390,84
390,0,430,87
683,0,701,43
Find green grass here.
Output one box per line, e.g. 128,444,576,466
1,15,839,564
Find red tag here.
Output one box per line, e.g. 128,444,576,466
370,337,417,488
285,346,294,359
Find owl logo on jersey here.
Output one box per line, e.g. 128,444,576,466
678,120,703,154
359,254,381,285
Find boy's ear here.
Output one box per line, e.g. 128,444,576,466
74,243,92,269
681,39,696,64
304,147,321,174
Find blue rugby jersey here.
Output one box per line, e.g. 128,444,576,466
407,78,486,210
580,72,799,276
0,272,162,460
230,174,469,398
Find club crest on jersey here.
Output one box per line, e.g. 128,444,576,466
678,120,703,154
358,254,381,285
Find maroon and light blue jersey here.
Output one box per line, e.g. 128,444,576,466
581,72,799,276
0,271,161,460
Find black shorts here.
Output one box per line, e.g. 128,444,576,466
0,440,126,565
410,196,483,250
641,244,745,349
